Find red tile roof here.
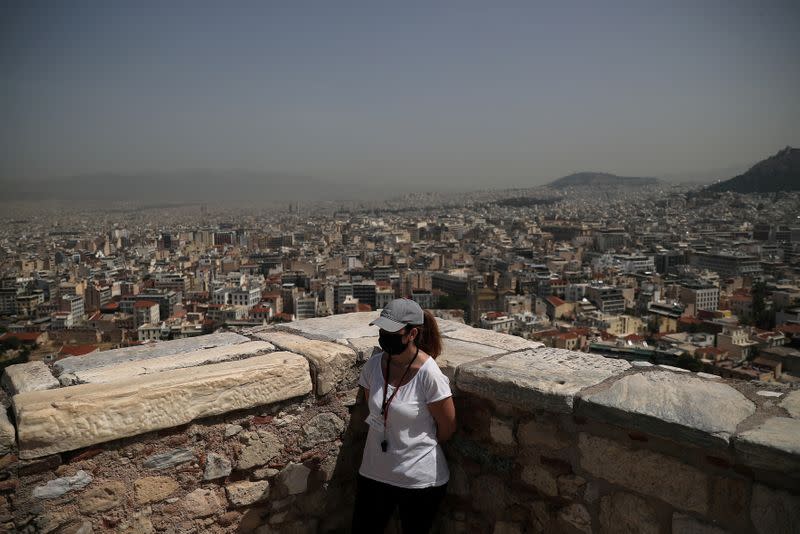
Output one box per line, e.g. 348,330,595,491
59,344,98,356
546,296,566,307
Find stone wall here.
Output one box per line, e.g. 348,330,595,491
1,312,798,533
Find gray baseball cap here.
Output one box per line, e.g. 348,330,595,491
369,298,424,332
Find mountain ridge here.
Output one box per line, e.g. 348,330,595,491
705,147,800,193
547,172,660,189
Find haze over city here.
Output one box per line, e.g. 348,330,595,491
2,0,799,199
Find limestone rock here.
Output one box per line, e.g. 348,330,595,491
750,483,800,534
0,411,14,455
203,452,232,480
134,476,179,505
79,480,126,513
599,492,659,534
14,352,311,459
658,364,690,373
255,331,355,395
61,340,275,385
225,424,243,437
521,465,558,496
301,413,345,449
780,390,800,418
557,474,586,499
270,312,378,341
54,331,250,384
237,431,283,470
436,338,505,382
276,462,311,495
579,433,708,513
557,504,591,534
444,327,544,351
471,475,508,515
579,372,755,447
142,448,195,470
490,417,515,445
518,418,569,450
1,361,59,394
226,480,270,506
32,470,92,499
672,513,728,533
181,488,225,518
631,361,653,368
734,417,800,471
458,349,629,413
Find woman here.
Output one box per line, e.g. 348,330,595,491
352,298,457,534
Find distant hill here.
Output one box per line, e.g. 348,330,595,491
706,147,800,193
547,172,659,189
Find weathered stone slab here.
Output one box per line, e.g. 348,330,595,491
254,331,355,395
578,372,755,447
14,352,311,459
631,361,653,368
733,417,800,472
204,452,232,480
756,390,782,398
750,483,800,534
781,390,800,418
63,341,275,385
444,327,544,352
458,349,630,413
271,312,378,341
579,433,709,513
2,361,59,394
33,470,92,499
341,337,380,362
54,331,250,385
437,338,505,382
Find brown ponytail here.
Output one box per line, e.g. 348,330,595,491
413,310,442,358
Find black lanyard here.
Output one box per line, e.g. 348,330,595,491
380,347,418,452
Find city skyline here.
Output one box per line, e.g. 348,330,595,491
2,0,799,189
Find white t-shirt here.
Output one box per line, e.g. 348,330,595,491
358,352,452,488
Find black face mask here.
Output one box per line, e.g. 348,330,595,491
379,331,408,355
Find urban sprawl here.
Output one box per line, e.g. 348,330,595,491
2,184,800,383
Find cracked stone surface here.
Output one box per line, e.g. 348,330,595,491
62,341,275,385
270,312,378,340
444,327,544,351
457,348,630,413
14,352,311,459
54,331,250,385
437,338,506,382
254,331,356,395
579,371,755,447
734,417,800,471
2,361,59,394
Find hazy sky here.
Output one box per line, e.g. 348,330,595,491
2,0,799,188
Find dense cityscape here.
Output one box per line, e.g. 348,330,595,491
2,178,799,384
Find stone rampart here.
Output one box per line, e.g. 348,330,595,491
0,312,797,533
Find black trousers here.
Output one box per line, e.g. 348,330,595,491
351,474,448,534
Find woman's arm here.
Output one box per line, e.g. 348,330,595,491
428,396,456,442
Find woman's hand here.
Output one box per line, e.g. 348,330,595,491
428,396,456,442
